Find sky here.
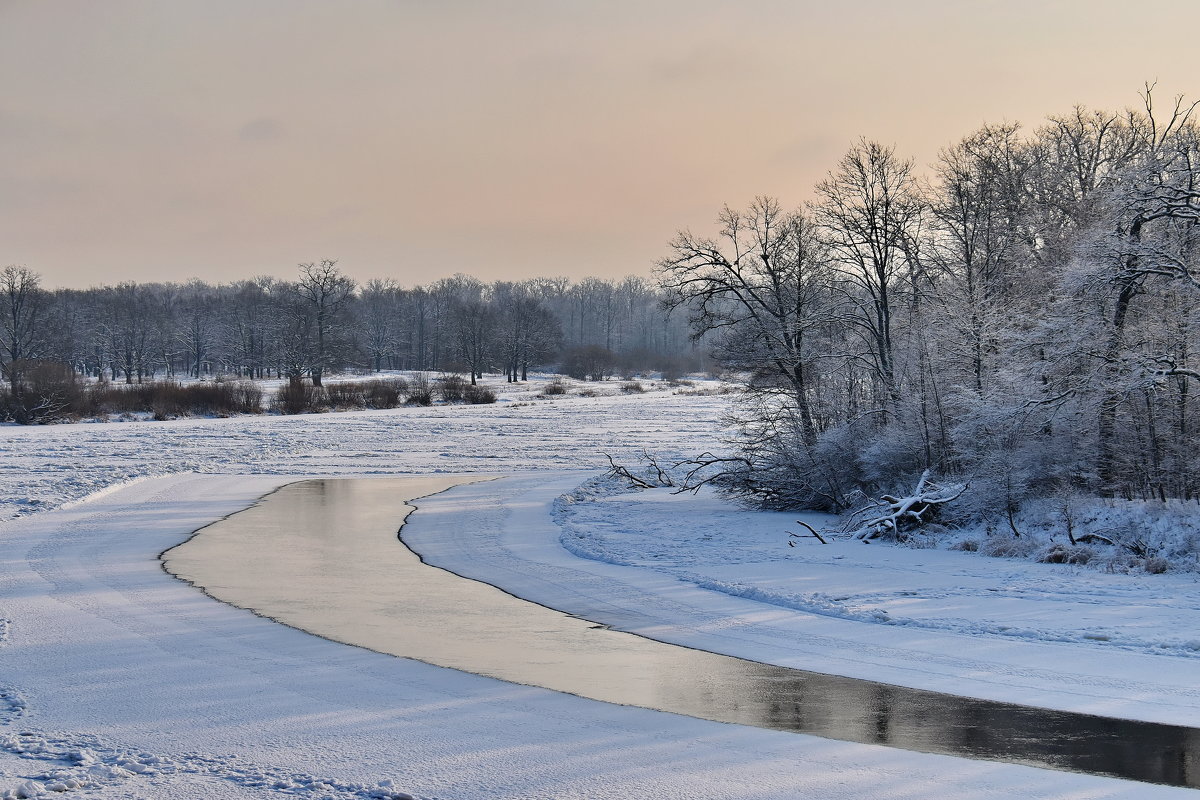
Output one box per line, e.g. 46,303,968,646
2,0,1197,289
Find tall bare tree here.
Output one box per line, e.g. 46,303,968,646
659,197,829,445
295,259,356,386
812,140,924,409
0,265,45,391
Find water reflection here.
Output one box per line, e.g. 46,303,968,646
164,478,1200,788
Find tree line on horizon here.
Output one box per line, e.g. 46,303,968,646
659,89,1200,518
0,263,707,419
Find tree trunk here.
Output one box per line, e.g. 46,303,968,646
1097,267,1139,495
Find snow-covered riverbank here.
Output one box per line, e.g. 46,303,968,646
0,380,722,520
555,475,1200,662
2,388,1198,798
409,474,1200,726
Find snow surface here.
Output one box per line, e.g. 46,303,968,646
554,476,1200,662
1,386,1197,798
406,474,1200,725
0,379,720,521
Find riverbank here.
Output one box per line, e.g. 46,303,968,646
3,473,1194,799
3,389,1199,798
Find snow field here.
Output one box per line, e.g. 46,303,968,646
554,475,1200,660
1,388,1198,797
0,379,724,521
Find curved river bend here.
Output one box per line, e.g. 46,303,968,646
163,478,1200,789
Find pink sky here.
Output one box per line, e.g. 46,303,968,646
2,0,1196,288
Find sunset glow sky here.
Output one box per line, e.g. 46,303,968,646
3,1,1197,288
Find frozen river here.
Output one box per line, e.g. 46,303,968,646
163,477,1200,789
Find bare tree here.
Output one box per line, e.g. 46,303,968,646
100,282,157,384
1071,90,1200,494
295,259,356,386
176,280,219,378
812,140,924,409
451,297,496,384
659,197,829,444
359,278,402,372
0,265,46,391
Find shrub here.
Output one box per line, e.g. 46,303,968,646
320,377,409,410
325,381,367,410
436,374,468,403
407,375,433,406
232,382,264,413
542,378,568,396
463,383,497,404
364,377,407,408
179,381,260,417
0,375,265,422
272,381,328,415
1038,543,1095,565
561,344,616,381
149,384,186,420
673,383,736,397
621,381,645,394
901,533,939,549
981,534,1039,559
87,379,264,419
1144,556,1170,574
1,362,84,423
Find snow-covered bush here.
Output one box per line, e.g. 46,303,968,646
435,374,468,403
541,378,568,396
981,534,1039,559
406,375,433,406
959,496,1200,573
463,383,497,404
1037,543,1095,565
272,381,328,415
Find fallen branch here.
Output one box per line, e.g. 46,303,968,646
604,453,659,489
849,470,967,541
789,519,827,544
1075,533,1117,547
645,451,677,487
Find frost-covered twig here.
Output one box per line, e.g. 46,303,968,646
604,453,659,489
789,519,827,545
604,452,677,489
849,470,967,540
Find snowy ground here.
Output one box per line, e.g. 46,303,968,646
408,475,1200,724
555,476,1200,664
1,384,1198,798
0,376,719,521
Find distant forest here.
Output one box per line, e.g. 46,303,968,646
0,264,705,391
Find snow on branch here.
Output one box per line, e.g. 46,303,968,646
604,452,676,490
788,519,828,545
1148,356,1200,384
604,450,760,497
847,470,967,541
